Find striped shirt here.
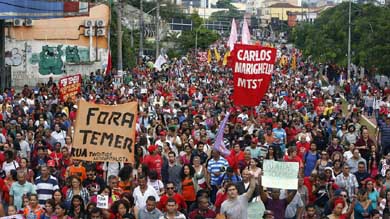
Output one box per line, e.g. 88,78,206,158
379,121,390,146
34,175,59,205
207,157,229,186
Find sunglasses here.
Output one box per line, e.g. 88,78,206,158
341,194,347,197
166,187,174,190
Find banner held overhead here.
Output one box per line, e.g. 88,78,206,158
230,44,277,106
73,100,137,163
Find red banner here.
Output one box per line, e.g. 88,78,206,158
58,74,82,102
230,44,276,106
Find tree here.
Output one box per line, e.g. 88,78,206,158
293,3,390,75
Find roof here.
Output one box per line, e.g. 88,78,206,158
269,3,301,8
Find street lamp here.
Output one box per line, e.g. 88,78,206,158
347,0,351,80
139,2,167,58
195,23,207,55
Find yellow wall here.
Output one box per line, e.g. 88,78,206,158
270,7,308,21
7,4,110,48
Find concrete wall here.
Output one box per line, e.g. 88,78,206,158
6,40,108,88
4,4,110,88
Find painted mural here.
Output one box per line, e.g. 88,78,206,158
39,45,64,75
6,40,108,88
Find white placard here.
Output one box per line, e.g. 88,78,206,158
96,195,109,209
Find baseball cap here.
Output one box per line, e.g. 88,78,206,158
47,160,55,167
148,145,158,153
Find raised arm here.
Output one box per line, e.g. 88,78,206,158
245,174,256,200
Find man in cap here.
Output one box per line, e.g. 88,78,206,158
143,145,163,179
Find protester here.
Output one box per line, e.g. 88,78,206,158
0,39,387,219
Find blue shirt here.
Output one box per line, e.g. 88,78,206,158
10,181,37,210
272,128,286,145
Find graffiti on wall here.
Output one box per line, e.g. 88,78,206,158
30,53,40,65
5,48,23,66
39,45,64,75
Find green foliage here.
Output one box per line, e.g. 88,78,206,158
110,8,137,69
180,28,220,50
293,2,390,75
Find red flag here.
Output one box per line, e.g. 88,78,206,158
106,50,112,75
230,44,277,106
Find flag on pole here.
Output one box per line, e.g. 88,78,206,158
207,49,212,63
213,112,231,157
241,17,251,44
105,50,112,75
154,55,167,71
228,18,238,51
214,48,221,62
223,50,230,66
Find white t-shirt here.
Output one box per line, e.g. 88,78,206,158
148,179,164,194
133,186,160,209
19,140,30,159
102,162,123,181
2,161,19,175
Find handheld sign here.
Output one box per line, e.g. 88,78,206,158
0,215,24,219
96,195,109,209
58,74,82,102
73,100,137,163
262,160,299,190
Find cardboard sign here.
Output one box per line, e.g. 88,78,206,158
229,44,276,106
96,195,109,209
262,160,299,190
58,74,82,102
0,215,23,219
72,100,137,163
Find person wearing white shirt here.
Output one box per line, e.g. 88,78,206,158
133,175,160,209
16,132,30,160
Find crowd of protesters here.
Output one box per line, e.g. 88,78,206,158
0,42,388,219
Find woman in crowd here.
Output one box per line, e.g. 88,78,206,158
67,195,86,219
65,176,90,207
53,203,70,219
40,199,56,219
180,164,198,208
354,189,374,219
192,155,208,190
315,151,332,175
23,194,44,219
365,178,380,209
19,157,34,183
110,199,135,219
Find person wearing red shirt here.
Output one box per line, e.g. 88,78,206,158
143,145,163,179
296,137,311,159
226,144,245,173
157,182,187,212
283,147,303,169
304,172,317,204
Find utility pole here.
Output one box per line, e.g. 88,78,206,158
0,20,5,90
347,0,351,80
156,0,160,58
117,0,123,71
139,0,144,57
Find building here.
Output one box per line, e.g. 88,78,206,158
5,4,110,88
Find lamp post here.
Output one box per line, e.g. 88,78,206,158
156,0,160,58
347,0,351,80
139,0,144,57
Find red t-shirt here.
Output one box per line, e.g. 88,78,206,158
143,154,163,178
158,193,187,212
